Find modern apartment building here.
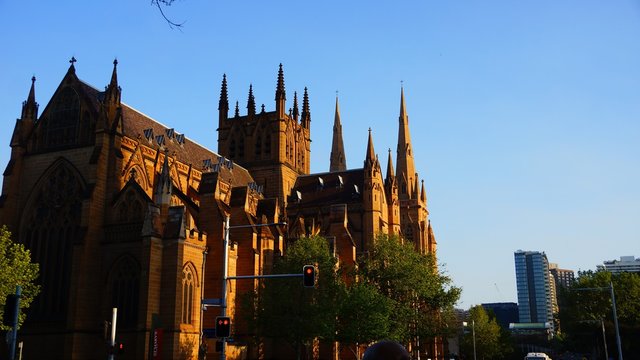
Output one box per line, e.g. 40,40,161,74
597,256,640,274
514,250,556,332
549,263,575,288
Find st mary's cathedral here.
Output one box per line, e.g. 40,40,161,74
0,59,436,359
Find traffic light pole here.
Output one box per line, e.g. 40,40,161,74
221,216,230,360
219,216,289,360
7,286,21,360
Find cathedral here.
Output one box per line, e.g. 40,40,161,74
0,59,436,359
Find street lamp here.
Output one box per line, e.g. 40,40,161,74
462,320,477,360
573,282,623,360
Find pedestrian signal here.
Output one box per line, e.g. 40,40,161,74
216,316,231,338
303,265,316,288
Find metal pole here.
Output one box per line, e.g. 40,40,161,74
609,282,623,360
108,308,117,360
472,320,477,360
8,285,21,360
220,216,230,360
601,319,609,360
199,246,208,354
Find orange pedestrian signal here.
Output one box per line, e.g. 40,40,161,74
303,265,316,287
216,316,231,338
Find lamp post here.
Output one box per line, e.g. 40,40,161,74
573,282,623,360
462,320,477,360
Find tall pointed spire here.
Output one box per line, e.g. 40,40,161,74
110,58,119,88
292,91,299,120
385,148,395,184
234,101,240,118
329,96,347,172
301,87,311,128
105,58,121,104
21,76,39,120
247,84,256,116
219,74,229,121
396,85,417,199
364,128,376,167
275,63,286,118
420,179,426,203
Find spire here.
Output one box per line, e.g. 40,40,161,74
301,87,311,128
400,83,407,120
247,84,256,116
275,63,286,118
413,174,419,200
218,74,229,120
385,148,395,183
292,91,299,120
329,96,347,172
154,150,172,205
110,58,119,89
396,85,417,199
234,101,240,118
21,76,39,120
105,58,121,104
420,179,426,203
275,63,286,101
364,128,376,167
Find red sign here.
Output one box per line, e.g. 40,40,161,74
152,328,163,360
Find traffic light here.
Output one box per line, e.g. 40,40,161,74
117,342,124,355
3,294,17,326
303,265,316,288
215,316,231,338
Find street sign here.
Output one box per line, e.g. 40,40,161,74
202,328,216,338
202,298,222,306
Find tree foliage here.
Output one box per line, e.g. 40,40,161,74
247,234,461,358
557,270,640,358
248,236,341,357
358,234,461,344
0,225,40,330
461,305,508,360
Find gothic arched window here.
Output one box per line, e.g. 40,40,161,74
21,161,83,321
110,256,140,328
181,264,197,324
43,87,81,149
264,131,271,156
116,188,146,223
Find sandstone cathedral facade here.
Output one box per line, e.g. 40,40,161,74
0,59,436,359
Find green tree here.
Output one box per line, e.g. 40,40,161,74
248,236,342,359
557,270,640,358
337,281,393,358
0,225,40,330
358,234,461,347
461,306,508,360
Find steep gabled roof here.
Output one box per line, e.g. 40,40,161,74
287,169,364,208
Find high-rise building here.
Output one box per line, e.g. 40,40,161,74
481,302,519,330
597,256,640,274
514,250,556,331
549,263,575,289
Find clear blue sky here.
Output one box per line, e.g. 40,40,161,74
1,1,639,308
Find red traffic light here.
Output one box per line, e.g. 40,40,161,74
303,265,316,287
215,316,231,338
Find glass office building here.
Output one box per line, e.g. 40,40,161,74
514,250,555,331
